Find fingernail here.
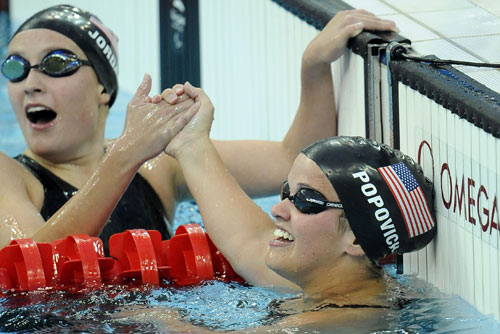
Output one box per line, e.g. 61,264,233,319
167,93,177,102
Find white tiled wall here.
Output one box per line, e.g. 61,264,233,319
345,0,500,93
349,0,500,323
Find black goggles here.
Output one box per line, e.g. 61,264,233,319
1,49,92,82
280,181,343,214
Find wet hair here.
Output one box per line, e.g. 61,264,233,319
13,5,119,106
302,136,436,263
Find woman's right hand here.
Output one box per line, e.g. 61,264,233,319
117,74,200,164
164,82,215,159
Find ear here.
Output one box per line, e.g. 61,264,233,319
343,230,366,257
98,85,111,105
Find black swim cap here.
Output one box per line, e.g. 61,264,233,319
13,5,119,107
302,136,436,262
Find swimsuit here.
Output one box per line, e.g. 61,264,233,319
14,154,173,254
264,295,409,324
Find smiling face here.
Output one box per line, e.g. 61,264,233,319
266,153,355,286
6,29,109,161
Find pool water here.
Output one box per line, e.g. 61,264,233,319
0,199,498,333
0,244,499,333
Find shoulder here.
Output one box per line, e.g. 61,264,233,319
0,152,44,207
0,152,30,179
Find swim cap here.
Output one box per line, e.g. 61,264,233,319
13,5,119,106
302,136,436,262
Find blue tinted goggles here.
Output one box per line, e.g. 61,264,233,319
1,50,92,82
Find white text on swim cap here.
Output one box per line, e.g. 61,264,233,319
88,30,118,73
352,171,400,252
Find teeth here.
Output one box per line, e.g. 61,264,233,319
27,106,49,113
273,228,295,241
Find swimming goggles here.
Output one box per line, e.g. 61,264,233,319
1,49,92,82
280,181,343,214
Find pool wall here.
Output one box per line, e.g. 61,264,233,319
272,0,500,323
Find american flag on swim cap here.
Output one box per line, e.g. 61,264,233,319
378,162,435,238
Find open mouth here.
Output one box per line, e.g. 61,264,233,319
26,106,57,125
273,228,295,242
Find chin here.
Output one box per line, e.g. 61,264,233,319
264,250,293,279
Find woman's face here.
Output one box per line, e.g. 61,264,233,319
6,29,107,160
266,153,350,284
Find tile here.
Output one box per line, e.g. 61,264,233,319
468,0,500,17
451,35,500,63
382,0,473,14
412,7,500,38
343,0,397,15
411,39,482,62
382,14,439,41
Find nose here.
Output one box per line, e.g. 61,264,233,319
271,198,292,222
23,68,45,96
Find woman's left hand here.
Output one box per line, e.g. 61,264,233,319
303,9,399,68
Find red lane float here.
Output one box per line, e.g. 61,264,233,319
166,224,214,285
0,239,53,291
110,229,164,285
0,223,243,292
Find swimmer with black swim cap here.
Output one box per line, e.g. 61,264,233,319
5,4,118,106
302,136,436,262
170,88,438,325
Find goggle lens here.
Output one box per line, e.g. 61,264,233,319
1,50,91,82
280,181,343,214
42,52,80,75
1,55,28,82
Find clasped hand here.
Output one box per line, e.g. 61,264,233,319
120,74,205,163
155,81,215,158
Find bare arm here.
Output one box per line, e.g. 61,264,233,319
166,84,296,289
163,11,399,284
0,75,199,247
175,10,399,200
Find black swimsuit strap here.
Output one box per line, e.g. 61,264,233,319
312,303,390,312
267,297,390,318
13,154,173,254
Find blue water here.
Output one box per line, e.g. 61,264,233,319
0,210,499,333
